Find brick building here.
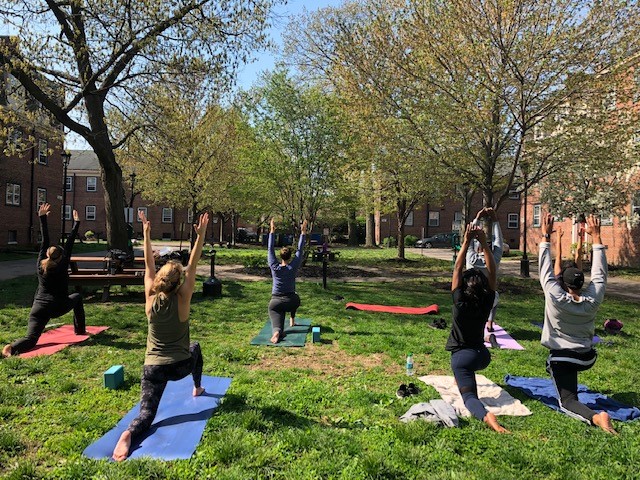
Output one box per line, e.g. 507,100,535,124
64,150,236,243
1,69,64,248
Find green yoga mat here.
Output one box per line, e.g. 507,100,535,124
250,318,312,347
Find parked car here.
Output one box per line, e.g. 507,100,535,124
415,232,456,248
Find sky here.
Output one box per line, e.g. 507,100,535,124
68,0,346,149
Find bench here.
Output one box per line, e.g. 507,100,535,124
68,273,145,301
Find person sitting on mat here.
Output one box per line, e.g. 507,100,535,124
539,212,615,434
465,207,504,333
267,218,307,344
112,210,210,461
447,223,509,433
3,203,85,357
554,224,584,287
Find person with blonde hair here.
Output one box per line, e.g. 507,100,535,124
267,218,307,344
112,210,210,461
3,203,84,357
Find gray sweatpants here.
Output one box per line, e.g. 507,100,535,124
268,293,300,334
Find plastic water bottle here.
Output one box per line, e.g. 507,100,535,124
406,353,414,376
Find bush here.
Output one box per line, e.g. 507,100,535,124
382,236,397,248
404,235,418,247
242,254,267,269
84,230,95,240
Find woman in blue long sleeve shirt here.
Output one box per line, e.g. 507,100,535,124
267,218,307,344
3,203,85,357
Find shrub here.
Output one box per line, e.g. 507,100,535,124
404,235,418,247
382,236,397,248
84,230,95,240
243,254,267,268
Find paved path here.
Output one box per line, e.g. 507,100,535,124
2,246,639,302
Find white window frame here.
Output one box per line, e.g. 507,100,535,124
85,205,96,221
507,213,519,229
38,138,48,164
64,205,72,221
65,176,73,192
428,211,440,227
137,207,148,222
37,188,46,208
405,210,414,227
187,209,194,224
600,216,613,226
633,191,640,217
6,183,21,206
533,204,542,227
86,176,97,192
508,187,520,200
162,207,173,223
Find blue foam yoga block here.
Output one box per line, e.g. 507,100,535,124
104,365,124,389
312,326,321,343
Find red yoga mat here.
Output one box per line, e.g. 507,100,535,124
345,303,439,315
19,325,109,358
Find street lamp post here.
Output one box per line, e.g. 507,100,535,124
61,150,71,241
520,167,530,277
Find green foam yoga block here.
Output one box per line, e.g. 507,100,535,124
104,365,124,389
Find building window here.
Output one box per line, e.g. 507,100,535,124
602,90,616,111
634,68,640,103
37,188,46,208
508,186,520,200
162,208,173,223
187,209,194,224
6,183,20,206
9,129,22,148
38,138,48,164
600,216,613,226
65,176,73,192
633,191,640,217
8,230,17,244
64,205,72,221
533,204,541,227
405,210,414,227
85,205,96,221
508,213,519,229
86,176,97,192
137,207,148,222
428,211,440,227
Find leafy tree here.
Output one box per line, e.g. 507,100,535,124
0,0,277,249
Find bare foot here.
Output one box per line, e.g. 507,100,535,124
112,430,132,462
487,322,495,333
289,317,297,327
193,386,205,397
592,412,617,434
483,412,510,433
2,344,12,358
270,331,281,344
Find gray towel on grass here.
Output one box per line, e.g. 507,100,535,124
399,399,459,427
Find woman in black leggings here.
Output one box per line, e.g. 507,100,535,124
112,210,209,461
445,223,508,433
3,203,84,357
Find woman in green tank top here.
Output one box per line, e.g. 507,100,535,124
112,210,210,462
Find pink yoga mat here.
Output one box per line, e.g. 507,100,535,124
484,323,524,350
20,325,109,358
345,303,439,315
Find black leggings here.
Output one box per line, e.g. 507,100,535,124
268,293,300,334
10,293,86,355
547,349,598,424
127,342,203,439
451,346,491,421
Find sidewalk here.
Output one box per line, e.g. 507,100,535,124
2,247,639,302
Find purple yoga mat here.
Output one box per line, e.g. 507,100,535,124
484,323,524,350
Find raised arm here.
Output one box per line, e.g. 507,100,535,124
487,208,503,264
267,218,278,268
453,223,475,291
539,213,562,296
64,210,80,258
139,210,156,298
177,213,210,321
290,220,307,269
476,227,497,291
37,203,51,263
574,226,584,271
584,215,607,303
554,226,564,278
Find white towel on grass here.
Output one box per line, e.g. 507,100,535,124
419,374,532,417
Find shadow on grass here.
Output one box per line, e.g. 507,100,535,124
609,391,640,407
90,331,143,351
218,393,317,430
504,327,543,342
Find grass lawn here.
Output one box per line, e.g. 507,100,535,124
0,242,108,262
0,252,639,479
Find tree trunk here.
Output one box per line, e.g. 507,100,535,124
365,213,375,247
347,209,359,246
396,199,407,259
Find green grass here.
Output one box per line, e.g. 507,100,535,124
1,263,639,479
0,242,107,262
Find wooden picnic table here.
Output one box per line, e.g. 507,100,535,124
68,272,146,301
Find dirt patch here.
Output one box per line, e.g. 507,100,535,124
247,343,397,378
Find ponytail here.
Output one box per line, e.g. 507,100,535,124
150,261,182,312
41,246,63,274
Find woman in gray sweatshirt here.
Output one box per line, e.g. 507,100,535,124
539,212,615,434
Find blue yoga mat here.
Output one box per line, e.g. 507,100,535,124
83,375,232,460
504,375,640,422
